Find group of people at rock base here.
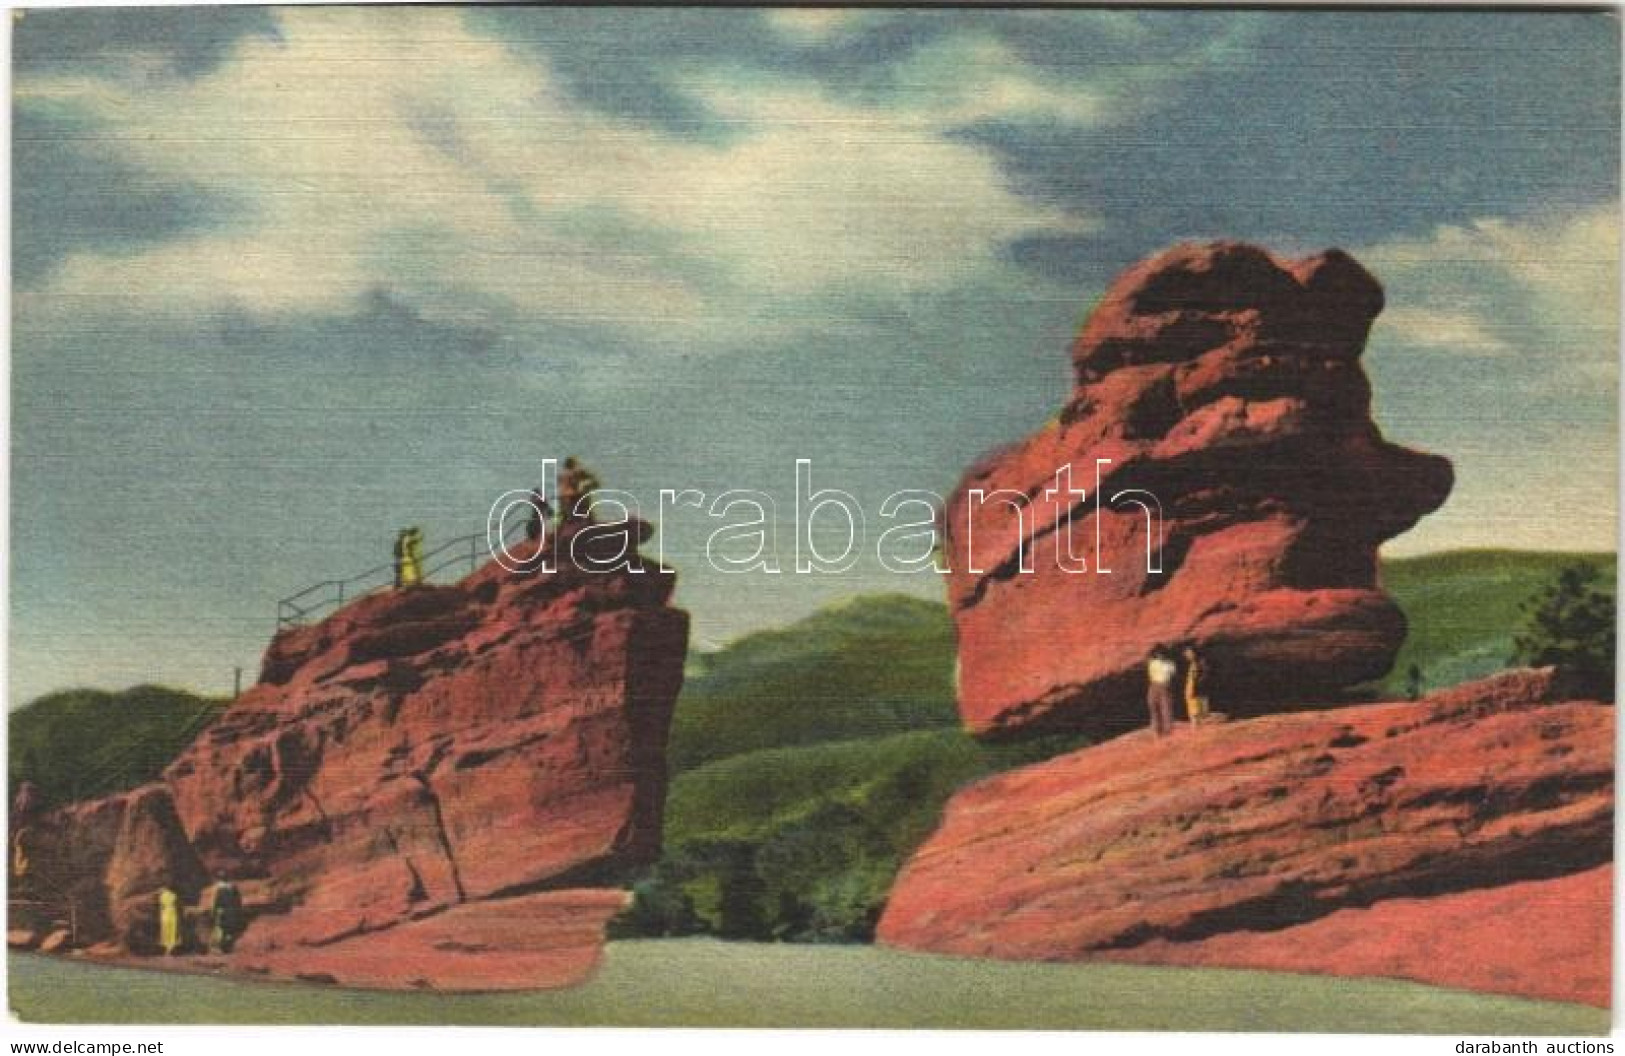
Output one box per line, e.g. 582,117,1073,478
1145,643,1211,736
155,876,246,956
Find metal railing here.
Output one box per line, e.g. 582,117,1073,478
7,897,78,946
276,518,532,630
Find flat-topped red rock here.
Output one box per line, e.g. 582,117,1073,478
20,522,687,989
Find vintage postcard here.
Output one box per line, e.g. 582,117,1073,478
6,3,1618,1039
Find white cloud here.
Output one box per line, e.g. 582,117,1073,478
1364,203,1619,378
764,9,871,46
1362,202,1619,556
16,7,1103,345
874,33,1112,127
682,75,1095,293
1376,307,1513,356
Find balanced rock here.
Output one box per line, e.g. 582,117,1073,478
946,242,1453,737
877,669,1612,1006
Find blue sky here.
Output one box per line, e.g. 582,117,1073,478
10,6,1619,704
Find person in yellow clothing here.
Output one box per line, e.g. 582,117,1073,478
1182,643,1211,726
404,527,424,586
158,887,181,955
394,527,424,588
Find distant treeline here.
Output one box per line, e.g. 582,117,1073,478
9,685,227,811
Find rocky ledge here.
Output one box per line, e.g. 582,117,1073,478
878,669,1612,1007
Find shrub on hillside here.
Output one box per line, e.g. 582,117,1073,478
1509,562,1616,700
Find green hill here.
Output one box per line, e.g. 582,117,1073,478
668,551,1620,783
645,591,1086,941
668,593,957,773
8,685,227,811
635,550,1616,942
626,726,1082,942
1380,549,1615,695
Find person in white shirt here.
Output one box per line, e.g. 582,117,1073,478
1146,645,1178,737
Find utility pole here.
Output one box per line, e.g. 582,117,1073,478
234,666,243,699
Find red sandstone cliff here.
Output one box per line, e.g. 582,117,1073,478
946,242,1453,738
19,521,688,989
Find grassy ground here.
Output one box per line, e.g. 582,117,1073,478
10,940,1608,1032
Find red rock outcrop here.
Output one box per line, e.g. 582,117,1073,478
236,889,631,991
877,669,1613,1006
1100,864,1612,1008
18,783,206,951
22,520,688,988
946,242,1453,737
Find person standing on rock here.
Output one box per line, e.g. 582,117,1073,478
10,780,40,882
525,487,554,542
557,457,601,526
1182,644,1211,726
1146,645,1178,737
405,527,424,586
157,887,181,956
394,527,424,589
209,876,245,953
393,528,411,588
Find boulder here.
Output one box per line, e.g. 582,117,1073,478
945,242,1453,737
877,670,1613,1006
106,785,209,951
22,784,204,949
1097,864,1612,1008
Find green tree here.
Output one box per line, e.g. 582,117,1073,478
714,844,770,940
1509,563,1616,700
607,860,705,939
8,685,226,810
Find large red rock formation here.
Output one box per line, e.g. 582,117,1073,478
21,520,688,988
946,242,1453,737
877,669,1613,1006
